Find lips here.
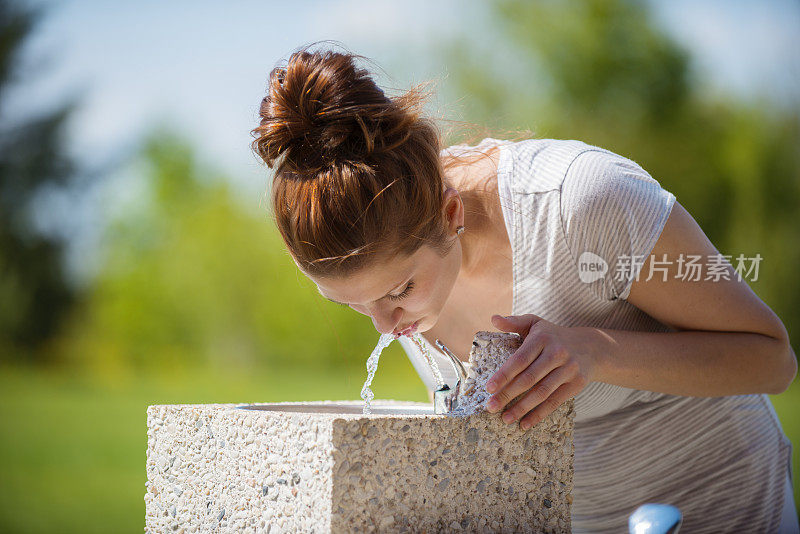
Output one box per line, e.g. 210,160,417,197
393,320,419,338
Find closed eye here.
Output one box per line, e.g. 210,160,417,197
387,280,414,301
323,280,415,306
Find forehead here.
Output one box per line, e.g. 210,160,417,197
312,246,430,304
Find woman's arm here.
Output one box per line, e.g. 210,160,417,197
599,200,797,396
485,201,796,430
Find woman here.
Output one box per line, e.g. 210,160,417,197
251,46,798,533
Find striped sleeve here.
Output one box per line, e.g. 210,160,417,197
560,149,676,302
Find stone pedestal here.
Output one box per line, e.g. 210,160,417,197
145,398,573,533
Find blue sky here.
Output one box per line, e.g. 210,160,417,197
5,0,799,284
12,0,799,180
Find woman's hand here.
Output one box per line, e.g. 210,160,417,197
485,313,602,430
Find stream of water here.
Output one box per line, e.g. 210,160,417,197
360,331,446,415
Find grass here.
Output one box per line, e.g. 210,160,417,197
0,343,427,534
0,353,797,532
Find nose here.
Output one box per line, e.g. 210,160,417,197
365,302,402,335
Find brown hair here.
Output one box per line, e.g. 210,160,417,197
251,42,530,279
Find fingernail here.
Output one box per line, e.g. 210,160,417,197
486,381,497,394
520,423,529,431
486,399,498,411
503,413,514,423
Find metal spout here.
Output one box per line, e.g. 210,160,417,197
435,339,469,382
432,339,469,414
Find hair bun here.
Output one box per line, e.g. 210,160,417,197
253,49,397,174
252,44,458,280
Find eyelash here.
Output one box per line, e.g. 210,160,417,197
330,280,415,306
388,281,415,301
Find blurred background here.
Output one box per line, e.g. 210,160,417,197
0,0,798,531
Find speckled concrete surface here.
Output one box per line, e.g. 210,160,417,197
145,333,574,533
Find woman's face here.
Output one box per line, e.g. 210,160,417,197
309,240,462,337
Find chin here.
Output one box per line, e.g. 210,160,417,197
417,316,434,332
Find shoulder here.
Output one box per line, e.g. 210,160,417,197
502,138,621,194
442,137,649,197
559,148,670,222
563,148,658,189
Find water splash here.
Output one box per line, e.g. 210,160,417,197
408,332,446,389
360,333,396,415
360,331,447,415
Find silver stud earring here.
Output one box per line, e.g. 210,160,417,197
456,225,465,236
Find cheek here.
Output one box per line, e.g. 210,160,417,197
417,277,445,310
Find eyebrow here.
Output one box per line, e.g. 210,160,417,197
319,276,410,306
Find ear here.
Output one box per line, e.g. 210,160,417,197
442,187,464,234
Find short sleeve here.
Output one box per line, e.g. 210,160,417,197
560,150,676,302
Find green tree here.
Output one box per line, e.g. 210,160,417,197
0,0,81,361
438,0,800,351
58,127,389,377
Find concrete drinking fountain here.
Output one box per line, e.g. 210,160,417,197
144,331,575,533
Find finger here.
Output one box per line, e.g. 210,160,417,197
499,364,569,424
484,331,546,400
487,346,563,414
518,381,581,431
491,313,545,337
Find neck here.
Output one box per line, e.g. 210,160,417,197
442,145,506,281
458,189,503,280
